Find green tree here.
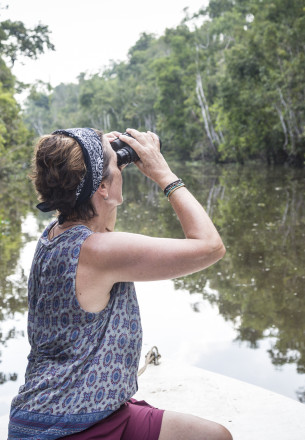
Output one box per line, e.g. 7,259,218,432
0,18,54,65
200,0,305,164
22,1,305,166
0,3,54,173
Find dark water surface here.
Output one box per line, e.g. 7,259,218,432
0,162,304,405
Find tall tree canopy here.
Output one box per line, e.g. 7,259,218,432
24,0,305,166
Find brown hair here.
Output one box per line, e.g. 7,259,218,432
31,129,111,224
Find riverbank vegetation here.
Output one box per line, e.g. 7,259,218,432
24,0,305,166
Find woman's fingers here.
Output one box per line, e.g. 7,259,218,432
147,131,161,150
106,129,159,149
119,130,154,159
104,131,122,141
123,128,159,150
125,128,150,147
119,132,143,152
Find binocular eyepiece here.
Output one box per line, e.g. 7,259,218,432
110,132,162,167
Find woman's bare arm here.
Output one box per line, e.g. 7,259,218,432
82,128,225,283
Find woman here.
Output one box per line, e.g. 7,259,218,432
8,127,232,440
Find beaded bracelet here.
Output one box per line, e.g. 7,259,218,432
163,179,183,196
167,183,186,200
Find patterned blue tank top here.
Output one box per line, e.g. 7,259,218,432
8,221,143,440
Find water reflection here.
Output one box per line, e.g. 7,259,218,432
0,174,33,383
0,163,304,401
192,166,305,378
119,163,305,400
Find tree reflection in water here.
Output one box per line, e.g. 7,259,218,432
119,163,305,400
1,163,304,401
0,174,35,384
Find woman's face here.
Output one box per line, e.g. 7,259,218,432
102,136,124,206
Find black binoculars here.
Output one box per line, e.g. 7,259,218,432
110,132,162,167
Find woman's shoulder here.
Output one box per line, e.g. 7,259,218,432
79,231,139,260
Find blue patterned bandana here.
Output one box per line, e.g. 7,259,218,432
36,128,104,212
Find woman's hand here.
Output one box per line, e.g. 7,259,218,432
119,129,178,190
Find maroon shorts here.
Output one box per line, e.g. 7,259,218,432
61,398,165,440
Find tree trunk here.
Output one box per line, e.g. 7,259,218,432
277,88,296,155
274,104,288,152
195,72,220,156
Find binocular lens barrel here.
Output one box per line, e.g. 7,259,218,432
116,147,139,166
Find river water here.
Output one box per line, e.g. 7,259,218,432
0,162,304,418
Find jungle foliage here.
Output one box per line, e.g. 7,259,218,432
0,2,54,175
25,0,305,166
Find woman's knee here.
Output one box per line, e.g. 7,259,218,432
158,410,232,440
198,420,233,440
214,423,233,440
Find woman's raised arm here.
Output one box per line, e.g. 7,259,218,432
82,128,225,283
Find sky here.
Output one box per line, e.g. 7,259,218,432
2,0,207,87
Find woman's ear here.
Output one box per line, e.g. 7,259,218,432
97,181,109,200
